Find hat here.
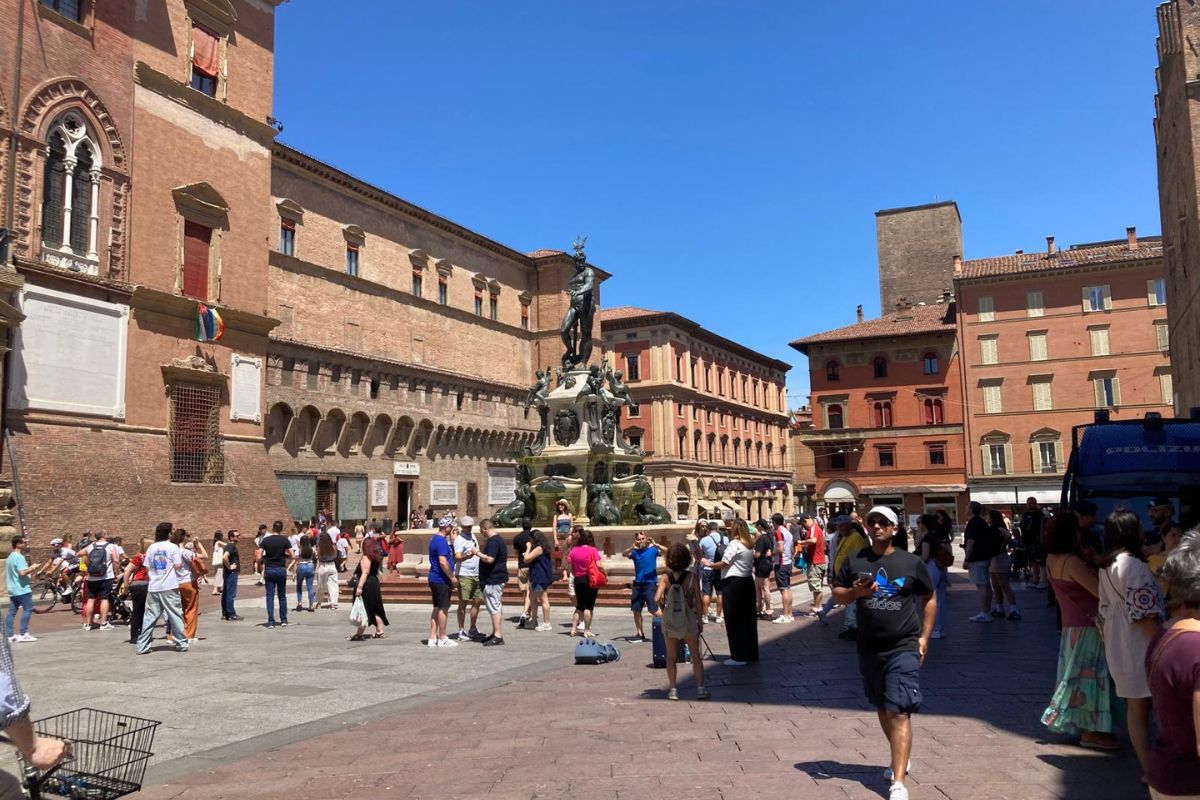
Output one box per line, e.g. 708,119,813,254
49,537,63,546
460,516,475,527
1070,500,1098,516
1151,496,1174,508
865,506,899,527
438,515,454,529
832,515,852,526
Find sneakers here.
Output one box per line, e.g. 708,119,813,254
771,615,794,624
281,621,289,627
576,621,586,632
696,687,711,700
455,629,469,640
516,614,529,628
98,623,115,632
1007,609,1022,621
482,637,505,647
438,637,458,647
667,688,679,701
969,612,992,623
14,633,36,643
714,616,724,624
723,658,747,667
884,759,912,782
82,623,91,631
989,608,1005,618
536,623,552,632
427,639,440,648
888,782,909,800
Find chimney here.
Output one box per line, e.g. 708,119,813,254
952,255,962,275
1127,226,1137,251
1015,249,1024,254
856,304,864,323
938,288,952,304
895,297,914,321
1046,235,1056,255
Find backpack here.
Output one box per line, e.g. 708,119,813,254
87,543,109,575
662,572,695,638
709,533,727,565
574,639,621,665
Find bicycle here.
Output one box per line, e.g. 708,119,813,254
32,577,81,616
4,708,160,800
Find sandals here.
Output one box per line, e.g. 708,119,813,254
346,634,368,641
583,631,596,639
307,606,317,613
372,632,385,639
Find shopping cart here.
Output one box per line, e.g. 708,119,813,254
9,708,160,800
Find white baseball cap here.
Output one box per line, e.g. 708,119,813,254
865,506,899,527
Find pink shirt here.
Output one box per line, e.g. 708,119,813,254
567,545,600,578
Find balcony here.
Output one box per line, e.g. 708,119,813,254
41,244,99,277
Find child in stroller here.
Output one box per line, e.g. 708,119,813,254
1008,536,1030,583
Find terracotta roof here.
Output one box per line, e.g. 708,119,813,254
527,249,566,258
598,306,661,321
960,238,1163,280
789,302,956,353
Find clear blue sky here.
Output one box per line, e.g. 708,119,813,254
275,1,1162,404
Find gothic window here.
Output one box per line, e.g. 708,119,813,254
40,111,101,260
873,357,888,378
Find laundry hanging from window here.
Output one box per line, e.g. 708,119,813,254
191,25,219,94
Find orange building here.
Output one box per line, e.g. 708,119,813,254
790,298,967,525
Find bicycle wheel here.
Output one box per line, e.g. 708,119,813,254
69,587,83,615
33,581,58,614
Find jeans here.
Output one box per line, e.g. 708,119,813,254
137,589,186,654
926,560,947,634
128,581,148,642
5,594,32,637
264,566,288,624
295,563,315,606
316,562,339,607
221,569,238,618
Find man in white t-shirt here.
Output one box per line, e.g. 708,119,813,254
136,522,188,655
453,516,483,640
253,524,268,585
771,513,795,623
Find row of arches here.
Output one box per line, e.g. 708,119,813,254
673,428,786,470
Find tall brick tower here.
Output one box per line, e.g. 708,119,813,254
875,200,962,311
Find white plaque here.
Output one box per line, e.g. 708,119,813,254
393,461,420,476
487,465,517,505
371,479,388,507
9,285,128,418
430,480,458,506
230,353,262,423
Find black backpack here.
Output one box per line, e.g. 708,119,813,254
709,532,727,564
87,543,109,575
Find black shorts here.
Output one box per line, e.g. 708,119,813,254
429,583,452,611
859,650,923,714
87,578,113,599
774,564,793,592
753,560,772,579
700,569,723,596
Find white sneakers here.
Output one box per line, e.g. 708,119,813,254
714,616,724,624
888,782,908,800
968,612,992,623
536,623,552,632
7,634,36,643
884,759,911,782
437,638,458,647
98,623,114,632
771,615,795,624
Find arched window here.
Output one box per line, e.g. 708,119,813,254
923,352,939,375
873,357,888,378
872,401,893,428
41,111,102,261
923,398,944,425
827,404,844,429
826,360,840,381
677,430,687,458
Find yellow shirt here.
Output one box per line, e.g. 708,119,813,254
1148,552,1168,596
833,531,867,573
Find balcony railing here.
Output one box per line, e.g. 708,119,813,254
41,244,99,276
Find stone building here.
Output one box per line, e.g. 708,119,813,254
1155,1,1200,415
790,299,968,525
955,231,1172,508
788,405,817,513
1,0,292,549
876,201,962,313
263,144,600,528
598,307,792,522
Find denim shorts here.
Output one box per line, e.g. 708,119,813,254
859,650,923,714
531,583,551,593
967,561,991,586
630,580,658,613
700,568,722,596
774,564,793,592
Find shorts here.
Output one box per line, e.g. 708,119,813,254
87,578,113,599
484,583,504,615
531,583,551,594
859,650,923,714
774,564,793,592
458,575,483,602
753,560,772,579
574,576,598,612
700,568,722,596
806,562,827,593
517,567,530,591
1022,537,1046,564
967,561,991,586
429,583,452,611
989,554,1012,575
631,580,658,614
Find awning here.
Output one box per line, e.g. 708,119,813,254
718,499,746,517
823,483,856,502
970,488,1059,505
696,499,719,514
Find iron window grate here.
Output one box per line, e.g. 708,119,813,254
170,382,224,483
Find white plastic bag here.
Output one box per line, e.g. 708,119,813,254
349,597,366,625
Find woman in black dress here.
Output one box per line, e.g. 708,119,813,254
348,535,388,641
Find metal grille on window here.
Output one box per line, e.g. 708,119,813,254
170,382,224,483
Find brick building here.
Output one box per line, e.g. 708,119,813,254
1,0,291,550
788,405,817,513
876,200,962,312
598,307,792,522
955,231,1172,508
1155,1,1200,415
263,144,597,528
790,299,968,525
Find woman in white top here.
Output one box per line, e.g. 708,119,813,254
210,532,226,596
711,518,757,666
1097,510,1165,780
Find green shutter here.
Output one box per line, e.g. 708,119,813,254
278,474,316,522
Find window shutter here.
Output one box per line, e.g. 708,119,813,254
981,445,993,476
1029,333,1047,361
1054,441,1064,471
1093,379,1103,407
1112,377,1121,405
1102,285,1112,310
182,220,211,300
40,137,66,248
1156,323,1170,351
1003,444,1013,474
1147,279,1158,306
1081,286,1090,312
1161,373,1174,404
1030,443,1040,472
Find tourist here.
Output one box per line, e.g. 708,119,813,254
427,516,456,647
916,514,949,639
653,542,708,700
1149,522,1185,597
253,524,267,585
891,513,910,552
622,531,661,641
5,536,38,643
568,529,604,638
410,504,427,531
137,522,188,655
771,513,795,624
476,518,508,646
122,545,150,645
1098,510,1166,779
1145,497,1176,557
1146,530,1200,799
513,518,534,628
818,516,868,640
210,531,225,596
221,529,242,621
348,534,388,641
335,527,350,573
79,530,120,631
554,499,573,543
316,531,340,610
1019,497,1047,589
712,517,757,666
830,505,936,800
799,512,828,619
1040,513,1116,750
752,519,774,619
291,533,317,612
36,537,77,599
698,520,728,624
257,521,293,629
963,502,999,623
524,528,554,632
353,521,365,554
561,528,578,610
987,509,1019,621
386,529,405,573
170,528,206,644
453,516,484,641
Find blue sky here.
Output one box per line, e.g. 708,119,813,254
275,1,1162,404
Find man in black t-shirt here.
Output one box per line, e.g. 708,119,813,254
477,519,509,646
962,502,996,623
513,518,533,628
256,520,293,629
831,505,934,800
752,522,774,618
221,530,242,620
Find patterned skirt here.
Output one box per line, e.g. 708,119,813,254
1041,626,1113,734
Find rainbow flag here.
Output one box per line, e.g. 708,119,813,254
196,303,225,342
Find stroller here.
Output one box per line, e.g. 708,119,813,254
1008,536,1031,583
106,575,133,625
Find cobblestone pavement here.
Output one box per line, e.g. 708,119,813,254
58,571,1142,800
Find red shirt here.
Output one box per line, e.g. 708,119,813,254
129,553,149,583
805,523,827,566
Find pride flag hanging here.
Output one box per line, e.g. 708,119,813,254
195,303,225,342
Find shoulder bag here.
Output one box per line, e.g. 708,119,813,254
587,548,608,589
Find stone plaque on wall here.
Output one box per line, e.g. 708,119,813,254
430,480,458,506
487,465,517,505
371,479,388,508
230,353,262,422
